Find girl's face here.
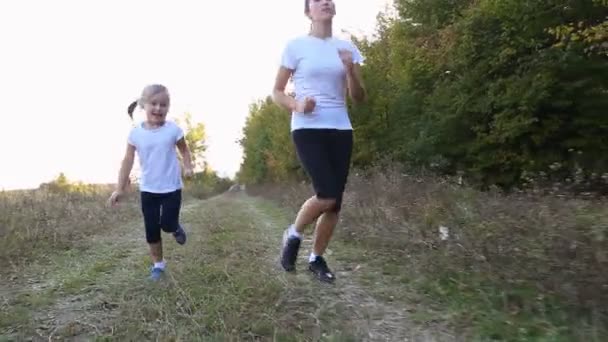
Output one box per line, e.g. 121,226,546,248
143,91,170,125
307,0,336,22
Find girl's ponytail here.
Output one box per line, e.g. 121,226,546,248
127,100,138,119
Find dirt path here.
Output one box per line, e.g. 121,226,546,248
1,193,455,341
237,194,456,342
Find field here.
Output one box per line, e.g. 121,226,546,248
1,172,606,341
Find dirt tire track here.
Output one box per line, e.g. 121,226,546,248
236,194,457,342
1,203,199,341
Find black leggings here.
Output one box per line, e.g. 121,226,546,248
140,189,182,244
292,129,353,212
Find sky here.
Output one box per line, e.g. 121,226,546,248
0,0,392,190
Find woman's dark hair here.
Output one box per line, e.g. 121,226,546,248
304,0,309,13
126,84,169,119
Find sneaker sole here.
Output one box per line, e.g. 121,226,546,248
280,229,297,272
149,268,165,281
309,266,336,284
174,228,187,245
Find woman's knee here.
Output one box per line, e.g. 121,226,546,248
316,194,345,213
314,196,337,212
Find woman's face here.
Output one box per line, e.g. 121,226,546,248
307,0,336,22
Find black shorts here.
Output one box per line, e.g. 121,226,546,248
292,128,353,212
140,189,182,243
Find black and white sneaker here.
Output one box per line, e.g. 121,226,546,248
280,228,301,272
309,256,335,283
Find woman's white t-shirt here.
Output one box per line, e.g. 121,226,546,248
280,35,365,131
127,121,184,194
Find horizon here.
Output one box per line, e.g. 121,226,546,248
0,0,391,191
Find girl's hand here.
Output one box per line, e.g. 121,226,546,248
108,189,124,207
183,167,194,178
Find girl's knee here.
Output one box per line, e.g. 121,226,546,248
160,223,179,234
146,232,162,244
159,214,180,233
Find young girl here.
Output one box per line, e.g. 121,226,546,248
273,0,367,283
108,84,194,281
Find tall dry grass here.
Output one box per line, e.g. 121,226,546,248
246,165,608,340
0,178,232,267
0,186,137,266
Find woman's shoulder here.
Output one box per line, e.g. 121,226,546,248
283,35,305,47
331,37,365,62
331,37,359,49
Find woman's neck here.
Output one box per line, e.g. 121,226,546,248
309,21,332,39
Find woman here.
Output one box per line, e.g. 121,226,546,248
272,0,366,283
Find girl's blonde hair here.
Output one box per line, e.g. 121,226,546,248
127,84,169,119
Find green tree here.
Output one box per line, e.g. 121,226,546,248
175,112,207,170
55,172,69,187
238,97,301,184
172,112,233,197
238,0,608,191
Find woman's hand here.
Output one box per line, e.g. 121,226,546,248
295,96,316,114
338,49,354,72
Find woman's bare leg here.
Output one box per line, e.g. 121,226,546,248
311,211,339,256
293,196,336,233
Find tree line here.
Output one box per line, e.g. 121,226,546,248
237,0,607,192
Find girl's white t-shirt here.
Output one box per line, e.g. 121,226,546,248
280,35,365,131
127,120,184,194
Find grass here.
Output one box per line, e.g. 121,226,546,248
104,197,292,340
123,195,381,341
3,187,424,341
4,167,605,341
0,186,137,267
246,165,608,341
0,185,140,338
